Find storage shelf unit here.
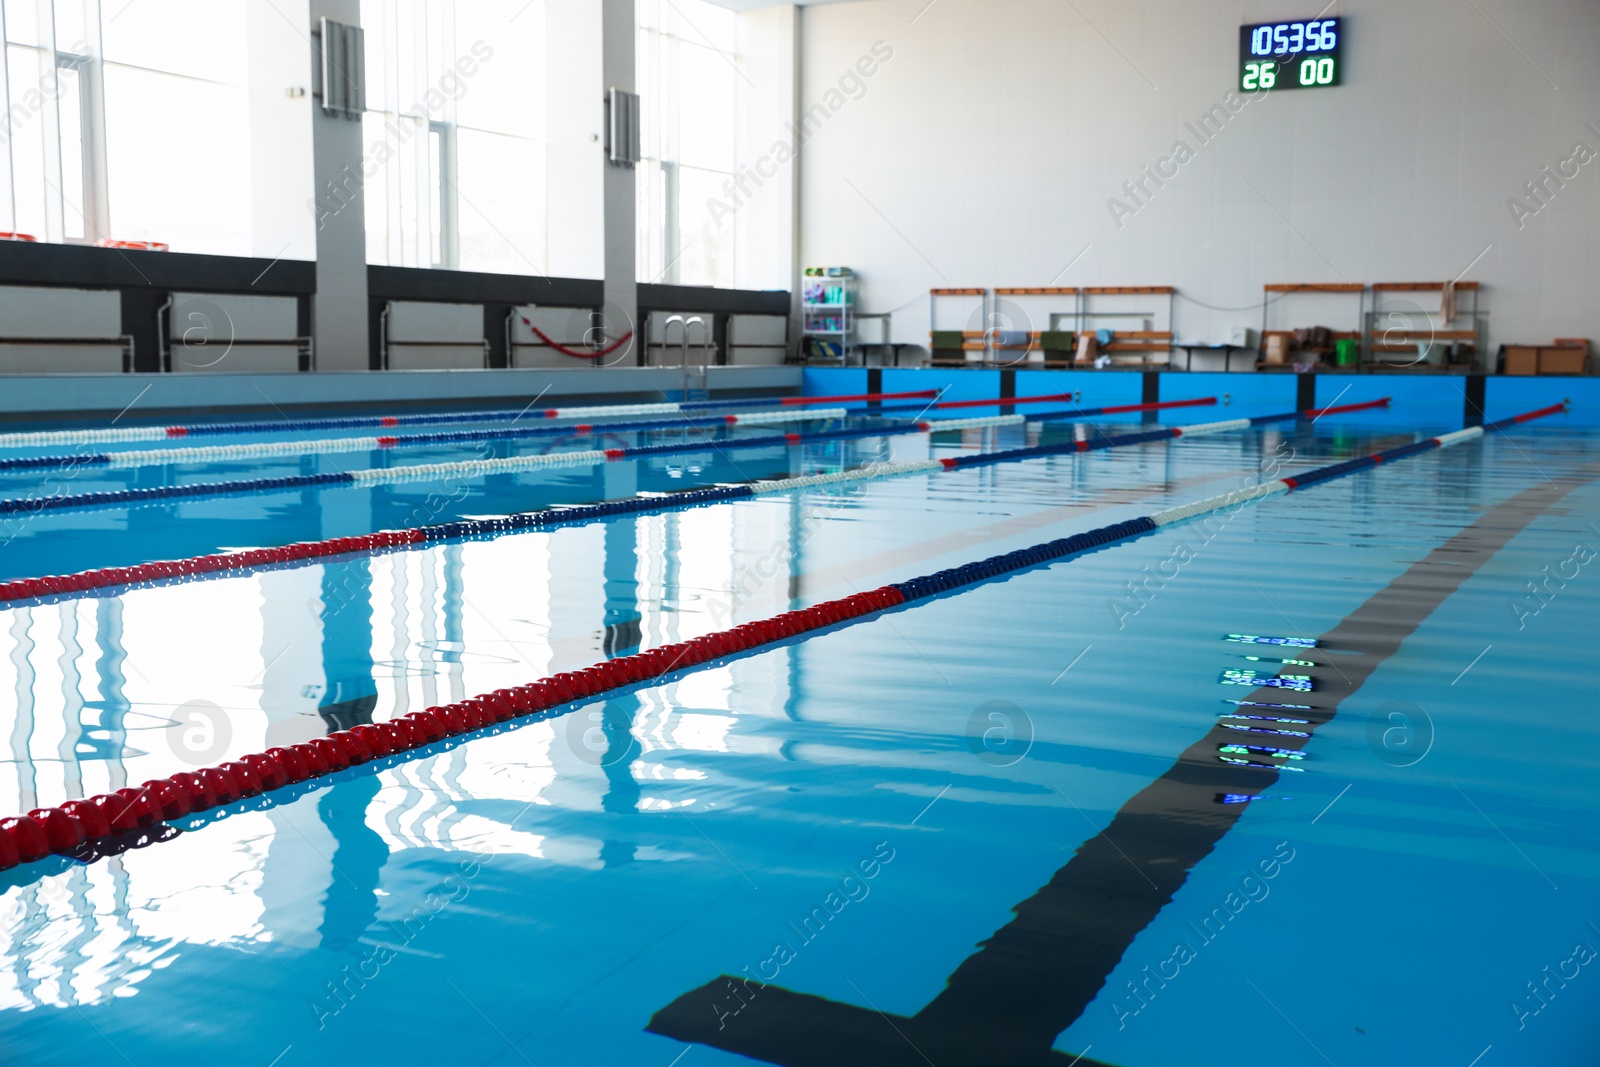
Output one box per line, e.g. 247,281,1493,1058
928,287,987,367
1078,286,1176,367
1259,283,1365,369
987,287,1080,365
1366,281,1484,371
802,268,856,363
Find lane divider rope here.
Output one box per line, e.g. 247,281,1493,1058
0,391,940,450
773,390,937,406
0,399,1216,517
0,401,1563,872
857,394,1228,418
0,407,851,475
858,390,1138,414
0,398,1379,608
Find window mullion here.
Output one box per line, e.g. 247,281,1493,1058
37,0,64,241
0,6,15,231
81,0,107,239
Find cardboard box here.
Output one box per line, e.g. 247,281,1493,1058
1503,346,1539,375
1074,333,1098,364
1539,347,1587,375
1263,334,1291,364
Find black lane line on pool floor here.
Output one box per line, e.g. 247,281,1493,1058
646,460,1600,1067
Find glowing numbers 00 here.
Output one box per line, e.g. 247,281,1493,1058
1299,56,1336,85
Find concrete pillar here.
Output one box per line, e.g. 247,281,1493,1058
308,0,370,370
602,0,638,366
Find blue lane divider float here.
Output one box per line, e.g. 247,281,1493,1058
892,402,1568,609
0,393,1236,476
0,398,1222,516
0,400,1567,873
0,407,849,475
0,390,939,451
0,397,1412,604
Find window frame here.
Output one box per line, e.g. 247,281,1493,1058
0,0,109,243
636,0,741,288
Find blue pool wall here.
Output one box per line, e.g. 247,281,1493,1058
803,369,1600,429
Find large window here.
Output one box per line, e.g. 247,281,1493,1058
3,0,107,242
636,0,737,288
0,0,312,257
361,0,545,275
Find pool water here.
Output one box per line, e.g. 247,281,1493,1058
0,399,1596,1067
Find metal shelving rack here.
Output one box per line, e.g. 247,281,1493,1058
802,267,856,363
1258,282,1366,368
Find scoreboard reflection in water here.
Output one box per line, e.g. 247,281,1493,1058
1239,17,1342,91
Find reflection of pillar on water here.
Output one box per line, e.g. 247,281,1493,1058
318,560,379,733
601,461,642,656
441,544,466,705
599,465,644,865
314,773,386,953
310,552,386,952
260,562,338,947
8,609,39,813
262,566,331,750
781,492,805,730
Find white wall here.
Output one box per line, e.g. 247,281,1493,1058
796,0,1600,351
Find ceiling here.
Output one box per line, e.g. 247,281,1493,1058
700,0,869,11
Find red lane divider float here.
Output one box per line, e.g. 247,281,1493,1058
0,585,908,871
781,390,938,405
0,397,1220,519
932,391,1137,411
0,400,1566,873
0,392,942,451
0,397,1388,609
863,394,1224,417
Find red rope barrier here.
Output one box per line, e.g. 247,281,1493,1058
521,317,634,360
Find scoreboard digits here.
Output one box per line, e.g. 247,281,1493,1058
1239,17,1342,92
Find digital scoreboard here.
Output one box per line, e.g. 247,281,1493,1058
1238,17,1342,91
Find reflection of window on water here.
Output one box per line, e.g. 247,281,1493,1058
1223,699,1312,712
1219,722,1310,739
1225,633,1318,648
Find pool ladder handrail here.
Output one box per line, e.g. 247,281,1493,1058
663,314,713,401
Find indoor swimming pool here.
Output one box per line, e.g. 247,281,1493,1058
0,382,1595,1067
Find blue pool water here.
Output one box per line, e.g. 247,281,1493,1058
0,394,1596,1067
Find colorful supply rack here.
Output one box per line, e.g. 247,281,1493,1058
802,267,857,364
